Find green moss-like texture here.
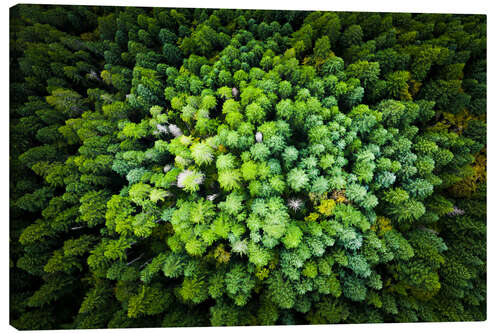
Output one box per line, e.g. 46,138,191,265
10,5,486,329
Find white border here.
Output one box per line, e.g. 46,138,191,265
2,0,493,13
2,1,497,333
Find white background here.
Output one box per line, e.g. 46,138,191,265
1,0,496,332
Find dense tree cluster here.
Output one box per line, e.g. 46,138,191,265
10,5,486,329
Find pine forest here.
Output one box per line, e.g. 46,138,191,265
9,4,486,329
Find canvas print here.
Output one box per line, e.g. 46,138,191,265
9,4,486,329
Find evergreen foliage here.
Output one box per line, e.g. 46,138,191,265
10,5,486,329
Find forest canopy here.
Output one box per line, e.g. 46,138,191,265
10,5,486,329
